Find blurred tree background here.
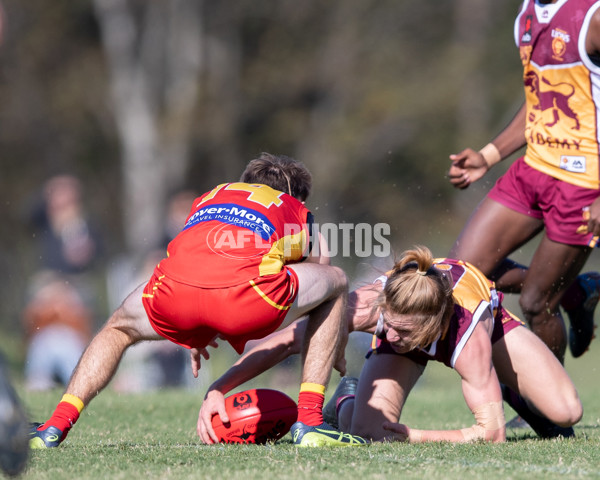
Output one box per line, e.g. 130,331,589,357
0,0,526,372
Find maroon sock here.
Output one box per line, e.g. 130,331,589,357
297,391,324,426
42,401,81,439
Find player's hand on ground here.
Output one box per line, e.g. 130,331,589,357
381,421,410,442
198,389,229,444
448,148,488,189
190,339,219,378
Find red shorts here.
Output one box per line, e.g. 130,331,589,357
488,157,600,247
142,267,299,354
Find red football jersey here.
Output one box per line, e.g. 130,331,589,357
156,182,312,287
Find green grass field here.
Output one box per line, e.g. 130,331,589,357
16,339,600,480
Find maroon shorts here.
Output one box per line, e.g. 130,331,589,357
488,156,600,247
142,267,298,354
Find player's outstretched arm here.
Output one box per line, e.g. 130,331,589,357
448,148,489,190
207,320,307,396
448,102,527,190
197,321,307,443
204,282,382,397
197,282,381,442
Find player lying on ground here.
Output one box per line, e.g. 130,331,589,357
29,153,366,448
200,246,582,442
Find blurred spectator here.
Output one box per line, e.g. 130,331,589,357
29,174,101,274
22,271,93,391
23,174,103,391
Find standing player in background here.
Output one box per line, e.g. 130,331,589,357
30,153,367,448
448,0,600,363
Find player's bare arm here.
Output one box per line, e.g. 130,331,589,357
383,315,505,443
305,231,330,265
199,283,380,399
196,321,306,443
208,322,306,396
454,316,505,443
197,284,382,441
448,103,527,189
345,284,381,335
585,7,600,57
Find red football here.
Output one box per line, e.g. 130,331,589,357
211,388,297,444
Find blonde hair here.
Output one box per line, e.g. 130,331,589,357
379,245,454,350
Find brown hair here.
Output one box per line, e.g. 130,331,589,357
379,245,454,350
240,152,312,201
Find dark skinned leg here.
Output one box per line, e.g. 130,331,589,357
518,236,591,363
450,196,543,279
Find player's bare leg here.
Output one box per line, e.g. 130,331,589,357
66,284,163,402
518,236,590,362
452,197,599,360
285,263,349,385
493,327,582,437
286,263,367,446
450,198,575,360
450,197,543,281
30,283,164,448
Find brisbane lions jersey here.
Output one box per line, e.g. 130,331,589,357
372,258,503,368
156,182,313,287
516,0,600,189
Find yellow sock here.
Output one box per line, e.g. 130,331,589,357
61,393,84,413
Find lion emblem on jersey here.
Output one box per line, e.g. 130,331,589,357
524,70,579,130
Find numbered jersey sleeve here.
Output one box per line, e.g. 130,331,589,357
157,182,312,287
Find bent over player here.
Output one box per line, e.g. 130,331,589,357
203,246,582,442
30,152,366,448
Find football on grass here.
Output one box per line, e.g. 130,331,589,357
211,388,297,444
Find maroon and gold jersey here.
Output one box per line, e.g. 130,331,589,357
370,259,523,368
516,0,600,189
156,182,312,287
